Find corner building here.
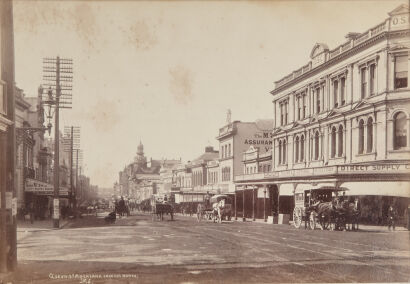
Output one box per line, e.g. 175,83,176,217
269,5,410,223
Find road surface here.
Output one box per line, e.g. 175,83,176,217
6,212,410,283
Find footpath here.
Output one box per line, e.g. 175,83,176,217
16,218,72,241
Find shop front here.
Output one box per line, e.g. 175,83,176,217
25,178,69,220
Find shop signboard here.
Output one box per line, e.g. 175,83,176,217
338,164,410,174
25,178,69,196
12,198,17,216
53,198,59,219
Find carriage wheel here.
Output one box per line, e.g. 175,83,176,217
309,211,317,230
293,207,302,229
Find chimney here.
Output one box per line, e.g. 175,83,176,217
205,146,214,153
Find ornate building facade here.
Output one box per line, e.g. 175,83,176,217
236,4,410,224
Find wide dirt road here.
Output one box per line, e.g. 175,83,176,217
7,212,410,283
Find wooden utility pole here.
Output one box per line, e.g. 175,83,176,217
42,56,73,228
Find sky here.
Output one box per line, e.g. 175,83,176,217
12,0,407,188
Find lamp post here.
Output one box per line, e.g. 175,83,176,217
242,189,245,222
252,187,255,221
264,187,267,222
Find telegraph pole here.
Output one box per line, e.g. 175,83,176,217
42,56,73,228
63,126,80,211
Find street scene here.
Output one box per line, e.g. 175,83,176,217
0,0,410,283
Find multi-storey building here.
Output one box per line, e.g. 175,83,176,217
236,4,410,224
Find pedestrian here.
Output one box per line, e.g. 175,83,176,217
387,204,397,231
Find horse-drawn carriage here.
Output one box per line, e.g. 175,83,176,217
197,194,232,223
151,195,174,221
292,186,360,231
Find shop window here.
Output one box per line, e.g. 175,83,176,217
395,55,408,89
367,117,373,153
394,112,407,150
295,136,299,162
358,119,364,154
300,135,305,161
331,127,337,158
338,125,343,157
369,64,375,96
361,67,367,99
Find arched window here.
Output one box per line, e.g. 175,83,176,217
283,139,287,164
394,112,407,150
331,127,337,158
314,131,320,160
300,135,305,162
295,136,299,162
367,117,373,153
278,140,282,164
338,125,343,157
358,119,364,154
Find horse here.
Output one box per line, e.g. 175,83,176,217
309,201,335,230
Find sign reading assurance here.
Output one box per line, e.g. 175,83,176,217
244,132,273,153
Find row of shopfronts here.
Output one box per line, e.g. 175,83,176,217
164,5,410,225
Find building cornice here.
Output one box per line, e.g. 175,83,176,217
271,28,410,97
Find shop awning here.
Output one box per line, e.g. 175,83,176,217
279,184,294,196
342,181,410,198
295,183,336,193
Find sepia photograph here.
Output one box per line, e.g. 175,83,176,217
0,0,409,283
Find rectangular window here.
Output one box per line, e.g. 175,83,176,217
395,55,408,89
316,88,321,113
0,82,6,115
340,77,345,105
369,64,375,95
361,67,367,99
333,80,338,108
285,102,288,124
297,96,301,120
280,104,284,126
302,95,306,118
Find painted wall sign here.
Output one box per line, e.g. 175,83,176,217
338,164,410,174
244,132,273,153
